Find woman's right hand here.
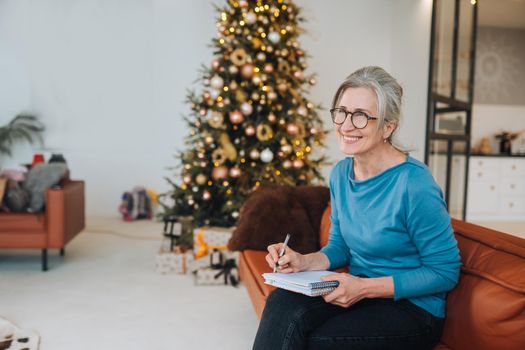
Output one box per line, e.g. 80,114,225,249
265,243,306,273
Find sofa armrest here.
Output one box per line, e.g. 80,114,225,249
46,180,85,248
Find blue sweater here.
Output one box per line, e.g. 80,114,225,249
321,156,461,317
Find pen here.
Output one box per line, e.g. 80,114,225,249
274,233,291,273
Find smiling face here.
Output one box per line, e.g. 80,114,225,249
334,87,389,156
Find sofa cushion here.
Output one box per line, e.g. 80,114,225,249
23,163,68,212
228,186,320,254
441,220,525,350
319,204,331,248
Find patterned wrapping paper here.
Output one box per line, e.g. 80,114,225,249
155,241,195,274
193,226,235,248
194,266,239,286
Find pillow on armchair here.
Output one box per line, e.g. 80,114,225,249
22,163,68,212
228,186,326,254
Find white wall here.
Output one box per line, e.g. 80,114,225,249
0,0,432,217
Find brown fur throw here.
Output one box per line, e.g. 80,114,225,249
228,185,329,254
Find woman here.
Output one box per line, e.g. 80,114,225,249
253,66,461,350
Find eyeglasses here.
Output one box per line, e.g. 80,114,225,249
330,107,378,129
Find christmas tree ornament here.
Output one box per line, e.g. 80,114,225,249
266,45,274,53
196,174,207,185
297,105,307,116
212,166,228,180
235,90,247,102
203,91,211,100
228,65,239,74
209,111,224,128
238,0,248,8
256,124,273,141
212,59,220,70
286,123,299,135
268,91,277,100
267,31,280,44
252,76,261,85
293,159,304,168
183,175,192,184
260,148,274,163
294,70,303,79
241,63,254,78
249,149,260,159
251,92,260,100
240,102,253,115
229,110,244,124
309,78,316,85
245,125,256,136
212,148,227,164
268,112,277,123
203,190,211,200
230,48,248,66
204,135,214,144
230,166,242,178
192,186,199,192
281,144,293,154
210,89,220,99
203,78,210,86
231,211,239,219
199,108,207,116
281,48,289,57
210,75,224,89
278,60,291,74
229,80,238,90
264,63,274,73
245,11,257,24
219,133,237,161
256,52,266,61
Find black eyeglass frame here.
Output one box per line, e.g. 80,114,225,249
329,107,378,129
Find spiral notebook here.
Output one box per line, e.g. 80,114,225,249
262,271,339,297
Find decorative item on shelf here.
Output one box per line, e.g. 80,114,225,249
31,154,45,167
478,137,493,155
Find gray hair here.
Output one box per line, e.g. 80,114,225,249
331,66,403,144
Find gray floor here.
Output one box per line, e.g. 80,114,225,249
0,218,259,350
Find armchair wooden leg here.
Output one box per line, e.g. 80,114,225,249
60,248,65,257
42,249,48,271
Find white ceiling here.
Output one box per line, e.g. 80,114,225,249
478,0,525,29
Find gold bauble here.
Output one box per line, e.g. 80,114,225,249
256,124,273,141
208,111,224,129
196,174,207,185
219,132,237,161
278,60,291,74
252,37,263,49
268,112,277,123
235,90,247,102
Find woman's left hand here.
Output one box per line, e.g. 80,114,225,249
321,273,368,308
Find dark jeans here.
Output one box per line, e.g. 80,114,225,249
253,288,444,350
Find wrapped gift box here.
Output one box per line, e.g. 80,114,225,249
188,249,240,273
194,265,239,286
193,226,235,248
156,241,194,274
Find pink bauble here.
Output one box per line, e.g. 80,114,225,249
241,64,254,78
283,160,292,169
245,125,256,136
293,159,304,168
212,166,228,180
286,124,299,135
229,110,244,124
230,166,242,178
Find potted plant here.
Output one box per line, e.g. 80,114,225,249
0,114,45,156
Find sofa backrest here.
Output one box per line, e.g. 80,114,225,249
318,206,525,349
442,220,525,350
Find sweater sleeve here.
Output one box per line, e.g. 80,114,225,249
320,163,352,270
392,169,461,300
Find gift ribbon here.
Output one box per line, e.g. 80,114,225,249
194,230,227,259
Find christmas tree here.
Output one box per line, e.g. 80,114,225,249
164,0,327,227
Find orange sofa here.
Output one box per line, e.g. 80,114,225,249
239,198,525,349
0,180,85,271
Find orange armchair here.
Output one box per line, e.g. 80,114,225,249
0,180,85,271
